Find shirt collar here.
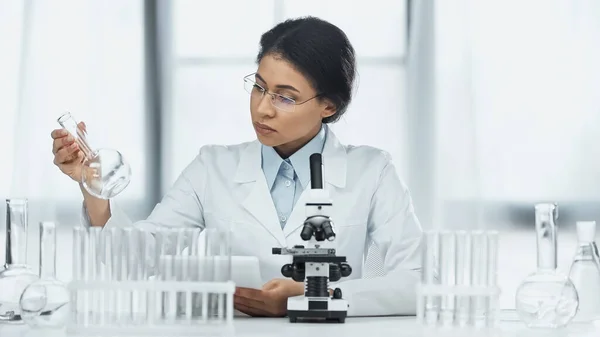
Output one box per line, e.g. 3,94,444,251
261,124,327,190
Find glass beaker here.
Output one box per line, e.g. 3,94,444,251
57,112,131,199
568,221,600,322
515,203,579,328
0,199,39,323
19,221,70,328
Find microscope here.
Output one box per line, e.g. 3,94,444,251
272,153,352,323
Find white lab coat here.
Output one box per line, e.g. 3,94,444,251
86,128,423,316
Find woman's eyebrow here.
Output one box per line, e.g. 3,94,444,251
255,73,300,93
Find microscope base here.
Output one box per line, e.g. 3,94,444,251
287,296,349,323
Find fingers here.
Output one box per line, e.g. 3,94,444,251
233,303,270,317
50,128,68,139
54,142,80,165
234,294,264,308
51,121,86,143
52,133,76,153
235,287,264,301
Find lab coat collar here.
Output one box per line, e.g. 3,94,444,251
234,126,347,188
233,126,347,246
261,124,327,191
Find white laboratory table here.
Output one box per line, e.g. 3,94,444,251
1,316,599,337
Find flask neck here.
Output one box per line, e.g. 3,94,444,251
4,199,29,267
57,112,95,160
535,203,558,270
39,222,57,279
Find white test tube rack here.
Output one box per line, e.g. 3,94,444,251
68,226,235,336
66,279,235,336
416,230,501,331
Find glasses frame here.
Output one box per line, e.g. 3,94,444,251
243,73,322,112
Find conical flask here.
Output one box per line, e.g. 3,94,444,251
568,221,600,322
0,199,39,323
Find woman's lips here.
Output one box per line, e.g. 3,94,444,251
254,122,276,135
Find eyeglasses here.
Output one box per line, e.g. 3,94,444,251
243,73,321,112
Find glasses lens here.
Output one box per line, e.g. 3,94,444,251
243,78,255,94
272,95,295,112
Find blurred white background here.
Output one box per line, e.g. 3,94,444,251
1,0,599,310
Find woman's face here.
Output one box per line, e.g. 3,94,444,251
249,54,335,156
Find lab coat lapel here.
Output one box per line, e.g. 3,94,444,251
234,141,287,247
283,128,347,239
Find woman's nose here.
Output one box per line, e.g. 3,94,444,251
256,93,276,118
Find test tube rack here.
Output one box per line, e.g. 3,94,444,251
68,226,235,336
416,230,501,331
67,278,235,336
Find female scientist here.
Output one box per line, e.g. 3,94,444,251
50,17,423,317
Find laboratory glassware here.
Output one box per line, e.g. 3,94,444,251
0,199,39,323
19,221,70,328
67,226,234,336
515,203,579,328
57,112,131,199
568,221,600,322
417,229,500,329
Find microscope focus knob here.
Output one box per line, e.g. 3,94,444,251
292,263,305,282
329,264,341,282
340,263,352,277
281,264,294,278
333,288,343,299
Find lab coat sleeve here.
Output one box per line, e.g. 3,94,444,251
80,149,207,233
336,158,423,317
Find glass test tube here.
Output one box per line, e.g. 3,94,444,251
71,227,86,325
188,231,201,320
175,229,189,318
129,228,144,323
103,229,115,324
454,231,472,326
151,230,163,322
157,229,173,321
470,231,488,327
109,227,125,324
439,231,457,326
39,222,57,279
121,228,133,324
486,231,499,327
86,227,99,325
420,231,440,325
140,230,152,324
206,228,222,320
182,255,193,321
214,227,232,320
160,255,176,322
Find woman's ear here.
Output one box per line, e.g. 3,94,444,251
320,99,337,119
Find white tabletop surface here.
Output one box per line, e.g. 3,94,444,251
1,315,599,337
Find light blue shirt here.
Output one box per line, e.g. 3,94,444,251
261,124,327,228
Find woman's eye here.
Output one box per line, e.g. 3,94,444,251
253,84,265,92
276,95,295,105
